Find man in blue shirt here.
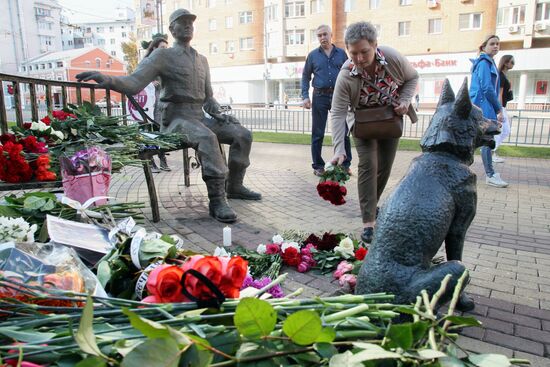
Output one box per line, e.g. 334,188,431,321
302,24,351,176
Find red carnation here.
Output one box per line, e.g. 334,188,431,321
355,247,368,261
281,247,301,267
317,180,347,206
40,116,51,125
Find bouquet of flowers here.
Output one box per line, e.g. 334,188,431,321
0,216,37,243
316,164,350,205
60,146,112,205
0,133,57,183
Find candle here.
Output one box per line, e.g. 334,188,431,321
223,226,232,247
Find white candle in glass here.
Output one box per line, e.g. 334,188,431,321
223,226,232,247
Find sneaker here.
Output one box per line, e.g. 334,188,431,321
313,168,325,177
492,154,505,163
361,227,374,243
486,173,508,188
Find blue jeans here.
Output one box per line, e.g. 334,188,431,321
311,93,352,170
480,146,494,177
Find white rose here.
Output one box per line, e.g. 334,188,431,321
53,130,64,140
324,162,334,171
272,234,284,244
256,244,267,254
334,245,354,259
339,237,354,249
334,237,355,258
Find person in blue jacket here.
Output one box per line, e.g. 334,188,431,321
469,35,509,188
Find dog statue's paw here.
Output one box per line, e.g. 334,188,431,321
456,292,475,312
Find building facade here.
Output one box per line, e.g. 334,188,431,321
132,0,549,108
19,47,126,106
0,0,63,75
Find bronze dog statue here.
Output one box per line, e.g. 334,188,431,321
355,79,499,311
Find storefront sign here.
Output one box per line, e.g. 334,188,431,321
410,58,458,69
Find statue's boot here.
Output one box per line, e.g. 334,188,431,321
456,292,475,312
227,169,262,200
206,178,237,223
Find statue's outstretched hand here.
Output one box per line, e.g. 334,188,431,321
75,72,111,88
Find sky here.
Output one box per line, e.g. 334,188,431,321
57,0,134,23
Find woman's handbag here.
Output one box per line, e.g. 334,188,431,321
352,80,403,140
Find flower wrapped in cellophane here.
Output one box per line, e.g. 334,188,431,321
59,146,111,206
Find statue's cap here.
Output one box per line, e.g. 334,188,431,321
169,9,196,24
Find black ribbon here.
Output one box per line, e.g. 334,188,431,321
180,269,226,309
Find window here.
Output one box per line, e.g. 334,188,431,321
536,2,550,21
68,40,73,45
239,11,253,24
344,0,355,12
86,27,91,33
56,61,63,67
35,7,52,16
225,16,233,28
111,51,116,56
209,19,217,30
285,1,305,17
98,39,105,45
122,32,127,37
40,36,53,46
428,18,442,34
48,63,53,69
266,4,278,21
22,66,26,71
97,27,104,32
40,64,45,69
310,0,324,13
399,0,412,5
369,0,380,9
38,22,53,30
285,29,305,45
209,43,218,54
95,58,101,68
239,37,253,50
459,13,482,30
511,5,526,25
225,40,235,52
207,0,216,7
398,21,411,36
109,26,114,32
111,38,116,44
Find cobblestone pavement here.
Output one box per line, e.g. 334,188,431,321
110,142,548,365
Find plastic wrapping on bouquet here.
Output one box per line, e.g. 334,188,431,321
62,171,111,206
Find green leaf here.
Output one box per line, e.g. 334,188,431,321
122,308,171,339
445,316,482,327
121,338,181,367
179,344,213,367
387,323,413,349
416,349,447,360
113,339,142,357
313,343,338,359
0,205,21,218
23,196,46,210
75,295,108,359
329,351,363,367
411,321,430,342
282,310,322,346
75,356,107,367
0,327,56,343
350,343,402,361
96,260,112,288
315,327,336,343
234,298,277,338
468,354,511,367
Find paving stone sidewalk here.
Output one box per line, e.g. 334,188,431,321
110,142,547,365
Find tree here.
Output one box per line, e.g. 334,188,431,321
121,34,139,73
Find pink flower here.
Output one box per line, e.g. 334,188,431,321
301,243,316,256
297,262,310,273
265,243,280,255
338,274,357,289
333,261,353,279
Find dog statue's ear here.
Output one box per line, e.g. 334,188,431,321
437,79,455,107
453,78,472,119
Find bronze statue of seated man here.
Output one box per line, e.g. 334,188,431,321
77,8,261,223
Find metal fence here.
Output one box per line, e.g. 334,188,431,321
6,103,550,147
229,104,550,147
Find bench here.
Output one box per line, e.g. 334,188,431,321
0,73,207,223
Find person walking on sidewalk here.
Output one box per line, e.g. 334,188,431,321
302,24,352,177
493,54,515,164
469,35,508,188
144,37,171,173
